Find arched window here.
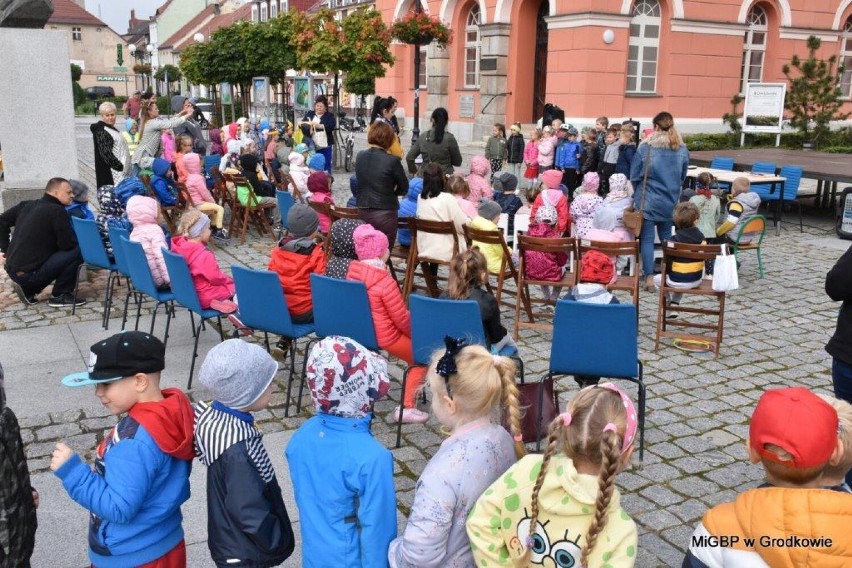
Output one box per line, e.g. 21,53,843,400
260,2,268,21
464,5,481,88
271,1,278,18
627,0,660,94
842,17,852,98
280,0,288,13
741,5,768,93
251,4,259,23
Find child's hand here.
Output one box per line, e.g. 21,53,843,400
32,489,39,509
50,442,74,471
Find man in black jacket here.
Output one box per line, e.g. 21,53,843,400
0,177,85,307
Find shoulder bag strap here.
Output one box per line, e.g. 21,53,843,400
638,145,652,212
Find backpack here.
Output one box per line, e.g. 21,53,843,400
535,190,559,226
113,177,147,206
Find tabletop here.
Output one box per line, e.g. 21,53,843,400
686,167,786,184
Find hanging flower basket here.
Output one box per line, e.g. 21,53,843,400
133,63,151,75
391,12,452,48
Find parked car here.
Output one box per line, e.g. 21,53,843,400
84,86,115,100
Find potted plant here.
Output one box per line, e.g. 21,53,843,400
390,11,452,48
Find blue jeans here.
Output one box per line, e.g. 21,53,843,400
832,357,852,487
640,218,673,278
9,247,83,297
318,146,332,174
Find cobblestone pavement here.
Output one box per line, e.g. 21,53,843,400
2,119,847,567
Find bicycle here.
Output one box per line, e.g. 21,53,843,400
335,112,364,172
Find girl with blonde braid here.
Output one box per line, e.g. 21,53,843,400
467,384,638,567
389,338,525,567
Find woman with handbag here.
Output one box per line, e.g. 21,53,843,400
300,95,336,175
628,111,689,292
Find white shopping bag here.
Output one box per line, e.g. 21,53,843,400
712,244,739,292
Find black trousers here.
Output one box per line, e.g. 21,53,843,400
9,247,83,297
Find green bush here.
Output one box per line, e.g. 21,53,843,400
822,146,852,153
156,95,170,115
72,82,86,106
74,102,97,115
684,129,852,152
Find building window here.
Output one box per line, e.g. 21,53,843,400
740,5,768,94
627,0,660,93
72,27,82,40
271,1,277,17
251,4,259,22
464,5,481,88
841,17,852,98
280,0,288,12
260,2,268,21
419,45,427,88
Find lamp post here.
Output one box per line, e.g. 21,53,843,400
146,43,157,95
411,2,423,143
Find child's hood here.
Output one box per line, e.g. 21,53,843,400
182,152,202,175
469,155,491,177
152,158,172,177
126,195,160,226
288,151,306,167
573,194,603,216
170,235,206,264
736,192,762,209
406,177,424,201
128,387,195,460
534,455,625,518
193,401,262,466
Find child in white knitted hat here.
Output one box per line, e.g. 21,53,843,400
194,339,295,567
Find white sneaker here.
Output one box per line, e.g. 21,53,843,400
393,406,430,424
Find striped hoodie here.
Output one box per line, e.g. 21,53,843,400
665,226,706,284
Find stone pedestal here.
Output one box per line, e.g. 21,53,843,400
473,23,511,142
426,42,449,118
0,28,78,211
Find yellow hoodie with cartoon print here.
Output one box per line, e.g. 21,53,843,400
466,454,637,567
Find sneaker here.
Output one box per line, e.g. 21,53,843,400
393,406,430,424
210,299,238,314
211,228,230,242
10,281,37,305
48,293,86,307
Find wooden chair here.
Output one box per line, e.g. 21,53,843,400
227,173,277,244
210,166,232,208
307,201,334,256
514,235,576,335
731,215,766,278
388,217,411,289
576,239,640,308
655,241,726,356
329,205,360,221
463,224,533,321
512,212,530,252
402,218,461,300
140,174,187,235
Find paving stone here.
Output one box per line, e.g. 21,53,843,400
35,423,82,441
635,507,682,530
640,485,686,507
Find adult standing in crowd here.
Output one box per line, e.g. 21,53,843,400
354,121,408,247
630,111,689,292
406,107,462,176
132,97,193,172
300,95,336,174
91,102,130,189
369,97,403,158
123,90,142,121
0,178,84,307
826,248,852,404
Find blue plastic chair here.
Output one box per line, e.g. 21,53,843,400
546,301,646,459
203,154,222,177
71,217,120,329
162,248,225,388
107,226,138,331
275,190,295,239
118,237,176,346
750,162,776,175
710,157,735,171
309,274,379,350
232,266,316,416
770,165,804,232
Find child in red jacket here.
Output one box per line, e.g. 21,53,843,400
308,171,334,234
170,209,235,310
346,224,429,424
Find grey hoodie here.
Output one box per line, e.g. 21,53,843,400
729,192,762,242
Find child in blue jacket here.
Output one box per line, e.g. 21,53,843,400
397,177,423,247
195,339,295,567
286,335,397,568
66,179,94,220
150,157,178,206
50,331,195,568
554,125,582,193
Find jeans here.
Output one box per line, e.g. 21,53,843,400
832,357,852,487
9,247,83,297
640,218,673,278
318,146,333,174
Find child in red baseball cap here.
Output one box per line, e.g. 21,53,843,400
684,387,851,568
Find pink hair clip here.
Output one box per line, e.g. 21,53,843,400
603,423,618,434
596,383,638,454
513,434,523,443
560,411,572,427
493,355,501,366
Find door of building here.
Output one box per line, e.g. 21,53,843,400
532,0,549,121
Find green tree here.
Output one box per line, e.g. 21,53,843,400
70,63,85,106
341,8,395,97
70,63,82,81
782,35,850,146
154,64,183,94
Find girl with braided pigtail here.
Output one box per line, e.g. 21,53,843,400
388,339,524,567
467,384,639,568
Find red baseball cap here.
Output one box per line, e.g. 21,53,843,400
749,387,839,468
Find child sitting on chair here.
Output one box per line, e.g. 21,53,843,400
716,176,762,245
308,171,334,234
468,200,507,275
127,195,170,288
170,209,235,310
656,202,706,309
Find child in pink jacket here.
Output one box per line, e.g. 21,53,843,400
307,171,334,234
182,153,228,241
161,129,177,164
127,195,170,288
570,171,604,238
537,126,557,171
170,209,235,309
523,130,540,190
466,155,493,202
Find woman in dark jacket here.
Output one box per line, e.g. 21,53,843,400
406,107,463,175
91,102,130,188
300,95,336,175
827,247,852,404
354,121,409,248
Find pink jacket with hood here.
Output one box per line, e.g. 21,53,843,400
182,153,215,205
466,156,493,202
127,195,170,287
288,152,310,197
170,236,235,309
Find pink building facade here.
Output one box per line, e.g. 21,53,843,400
373,0,852,141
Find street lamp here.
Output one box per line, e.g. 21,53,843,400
193,33,204,43
128,43,149,91
411,2,423,143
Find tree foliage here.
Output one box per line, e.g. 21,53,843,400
342,8,395,96
70,63,82,81
154,64,182,82
782,35,850,145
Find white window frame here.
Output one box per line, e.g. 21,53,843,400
740,5,768,94
271,1,278,18
419,45,427,89
841,17,852,99
627,0,660,94
280,0,288,12
72,26,82,41
260,2,268,21
464,5,481,89
251,4,259,23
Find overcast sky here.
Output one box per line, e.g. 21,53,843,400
85,0,162,34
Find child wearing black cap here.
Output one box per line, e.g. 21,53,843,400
50,331,195,568
195,340,295,567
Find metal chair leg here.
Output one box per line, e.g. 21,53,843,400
284,338,298,417
188,318,205,390
189,311,196,337
396,368,411,448
535,375,549,452
120,288,135,331
72,264,85,316
150,302,159,335
264,332,270,352
296,338,315,414
162,302,173,349
135,292,144,331
216,316,224,341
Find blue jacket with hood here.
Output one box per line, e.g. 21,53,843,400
150,158,178,206
630,131,689,222
397,177,423,247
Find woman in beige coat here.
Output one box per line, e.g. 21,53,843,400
415,163,470,263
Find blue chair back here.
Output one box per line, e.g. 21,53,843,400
162,248,204,314
550,301,639,378
777,165,803,200
232,265,300,337
72,217,114,270
409,295,486,365
120,237,169,299
276,190,295,231
751,162,776,175
108,226,132,277
710,157,735,171
310,274,378,350
203,154,221,177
